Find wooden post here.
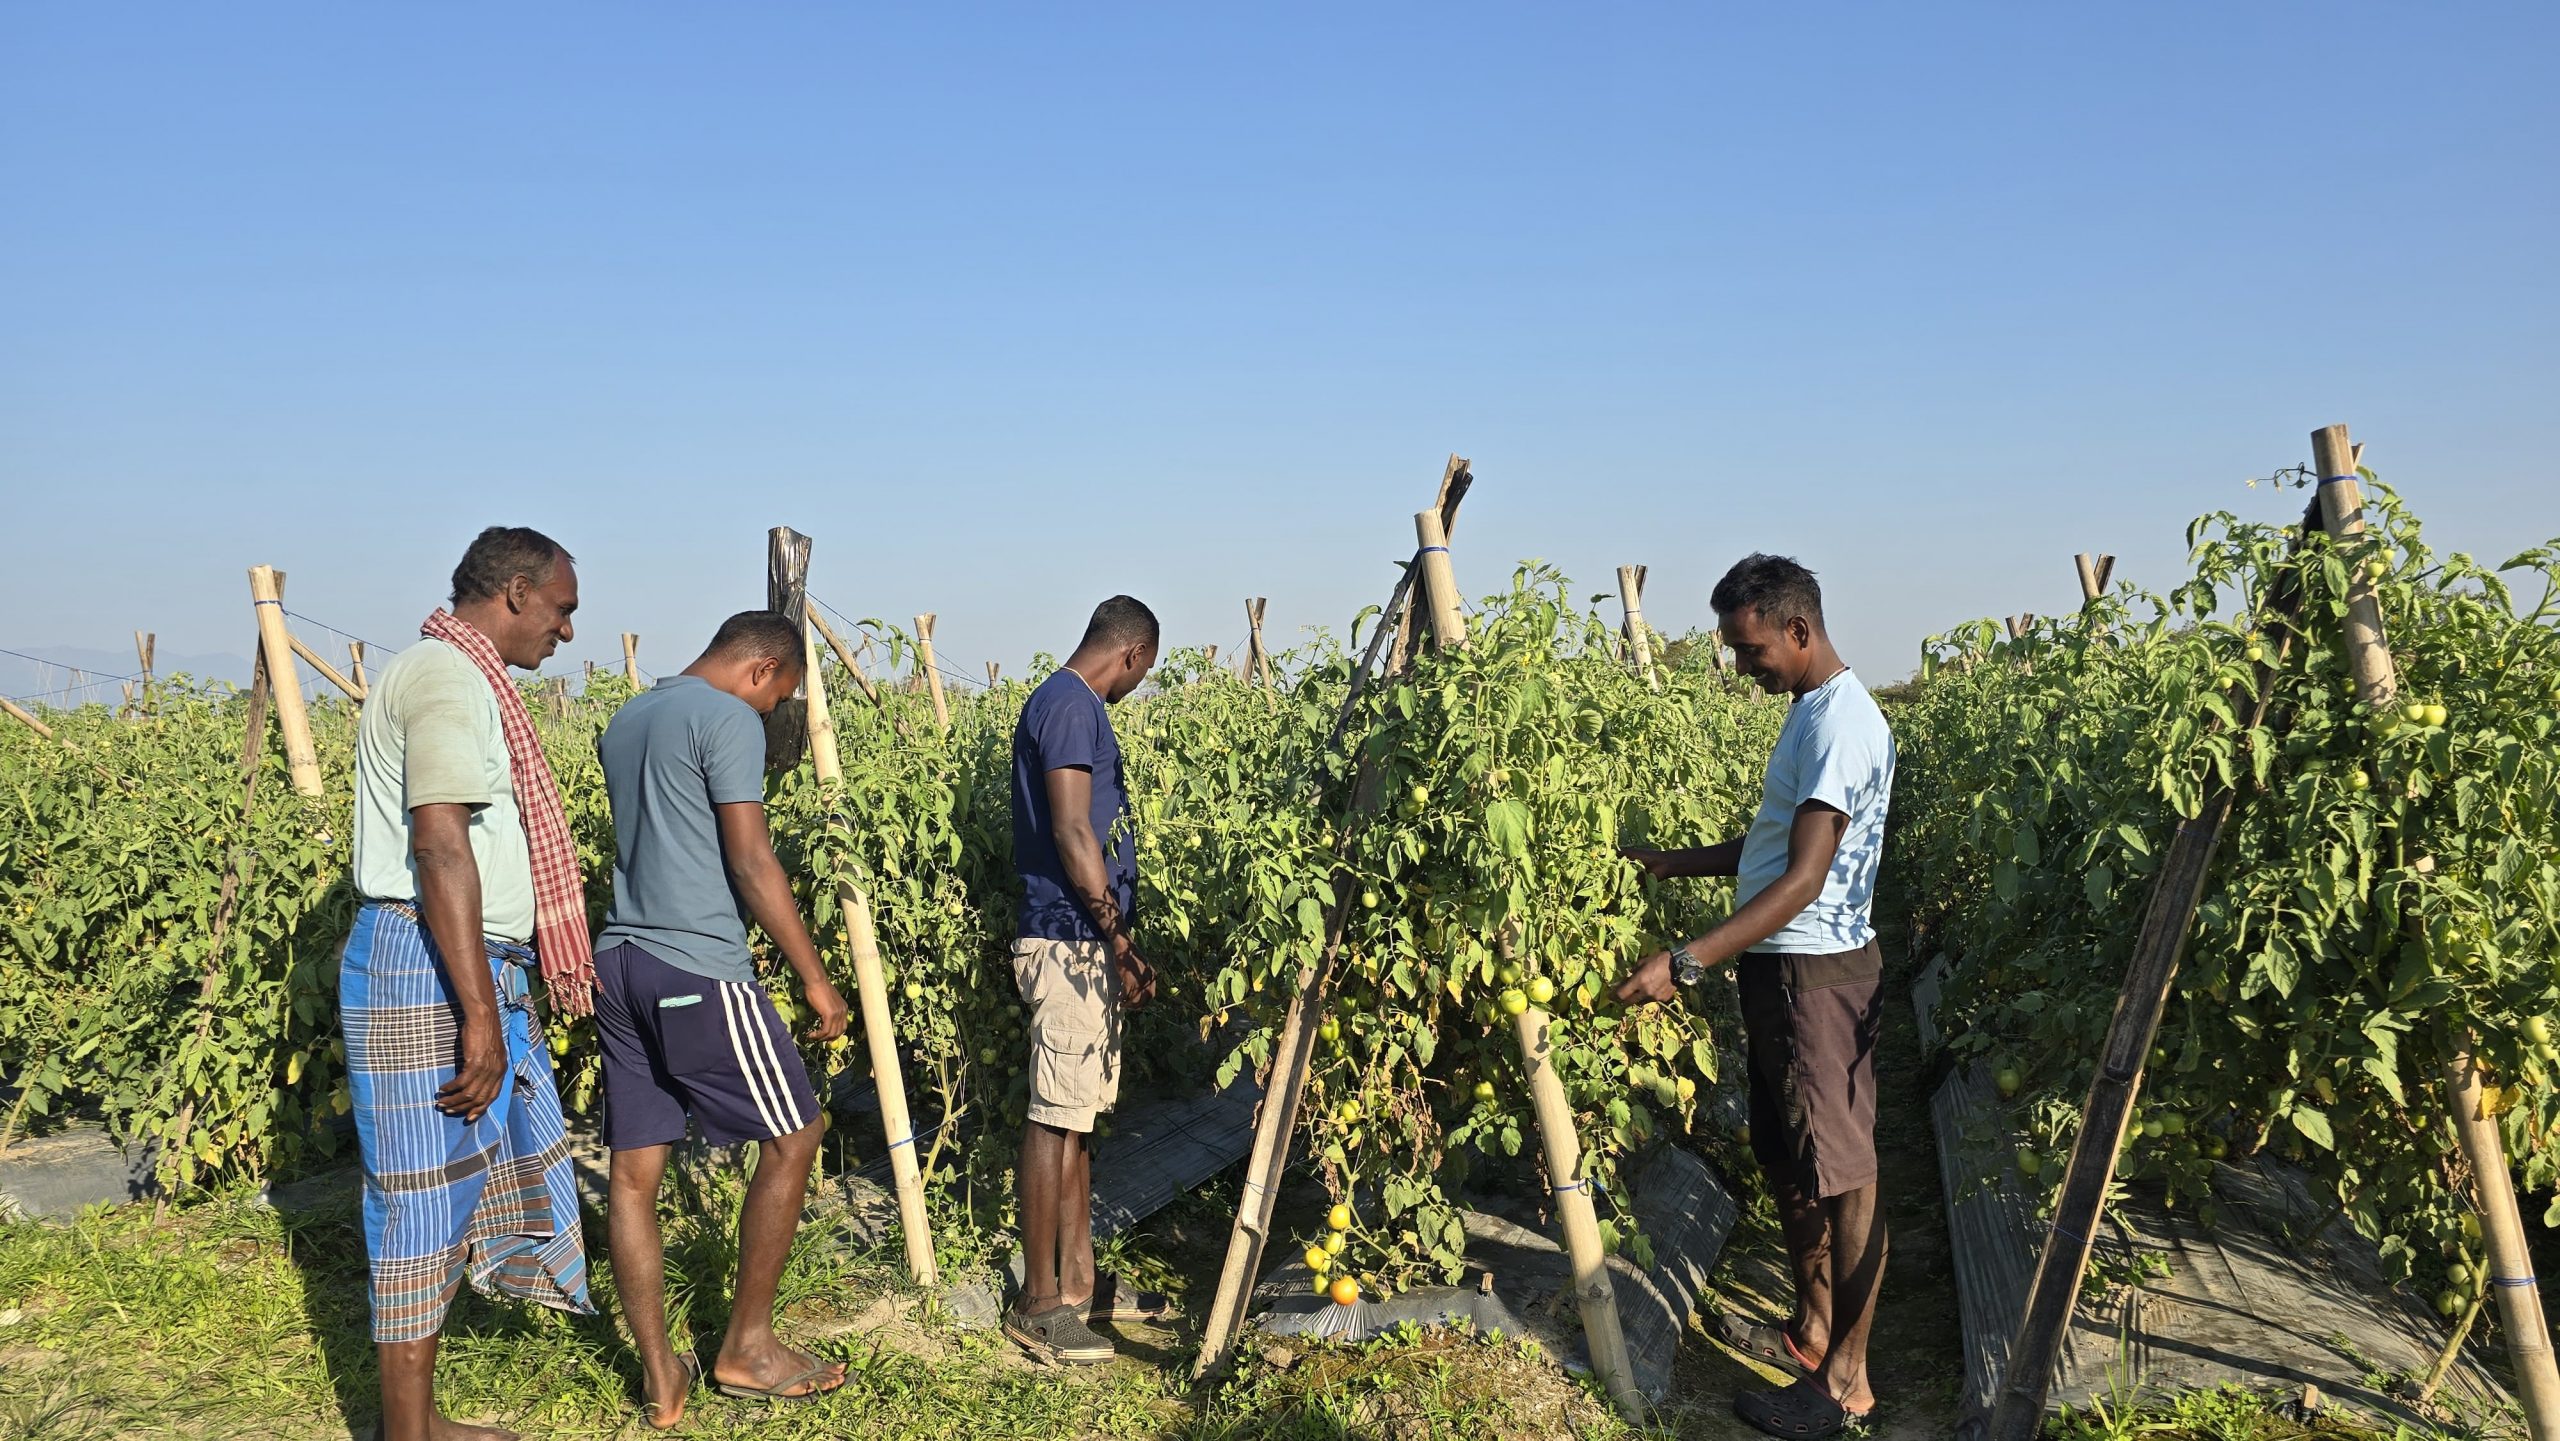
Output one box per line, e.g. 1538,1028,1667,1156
622,632,640,687
1,698,55,741
913,613,950,733
984,661,1000,686
134,631,155,716
1515,1002,1643,1416
287,633,365,704
839,880,939,1287
584,659,596,689
1984,502,2319,1441
2310,423,2560,1437
2073,554,2103,602
247,566,324,797
348,642,367,700
766,528,815,771
803,618,840,784
1616,564,1660,692
808,610,883,708
1244,598,1274,686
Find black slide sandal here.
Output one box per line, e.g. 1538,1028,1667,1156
1715,1311,1813,1374
1735,1379,1857,1438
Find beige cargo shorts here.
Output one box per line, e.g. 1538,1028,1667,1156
1011,936,1123,1133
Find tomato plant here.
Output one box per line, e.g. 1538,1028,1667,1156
1893,476,2560,1288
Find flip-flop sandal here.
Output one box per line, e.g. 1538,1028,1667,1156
643,1355,699,1431
1716,1311,1816,1374
712,1357,846,1403
1735,1379,1872,1439
1085,1271,1176,1323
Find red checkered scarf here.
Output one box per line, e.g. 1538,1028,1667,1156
419,609,596,1017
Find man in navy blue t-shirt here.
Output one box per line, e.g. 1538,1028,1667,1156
1001,595,1167,1365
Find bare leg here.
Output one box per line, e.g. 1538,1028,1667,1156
1812,1182,1885,1414
712,1118,842,1394
1056,1131,1096,1308
607,1143,691,1428
1016,1119,1070,1314
1772,1172,1835,1362
378,1335,518,1441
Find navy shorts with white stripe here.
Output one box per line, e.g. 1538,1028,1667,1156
592,940,822,1150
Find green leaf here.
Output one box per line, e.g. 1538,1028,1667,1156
2290,1107,2335,1151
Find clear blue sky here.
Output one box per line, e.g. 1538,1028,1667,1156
5,3,2555,701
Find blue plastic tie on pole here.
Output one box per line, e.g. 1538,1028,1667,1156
2318,474,2360,488
2494,1274,2539,1289
254,598,283,607
1418,546,1450,555
888,1133,917,1151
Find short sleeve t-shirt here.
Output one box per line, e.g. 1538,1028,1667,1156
1735,668,1898,954
594,675,772,984
1012,667,1135,943
351,638,538,941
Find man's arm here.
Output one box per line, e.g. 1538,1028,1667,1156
1620,837,1747,880
1614,803,1848,1003
1043,765,1156,1009
715,801,848,1042
412,803,507,1122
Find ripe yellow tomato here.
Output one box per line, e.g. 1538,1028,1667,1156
1329,1275,1361,1307
1326,1204,1353,1232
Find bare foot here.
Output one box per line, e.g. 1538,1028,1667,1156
711,1339,845,1398
426,1417,518,1441
641,1354,697,1431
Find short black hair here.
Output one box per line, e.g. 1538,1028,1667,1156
451,526,573,606
704,610,806,669
1711,554,1825,633
1079,595,1159,653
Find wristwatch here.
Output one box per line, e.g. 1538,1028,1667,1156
1669,942,1707,988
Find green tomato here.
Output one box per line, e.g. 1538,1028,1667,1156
1361,890,1379,910
2015,1149,2042,1178
1472,1080,1497,1104
2424,702,2448,728
1498,988,1530,1017
1526,976,1556,1006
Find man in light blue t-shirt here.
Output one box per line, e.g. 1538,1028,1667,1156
1615,554,1895,1438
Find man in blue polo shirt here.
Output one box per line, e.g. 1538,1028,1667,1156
1617,554,1896,1439
1001,595,1168,1365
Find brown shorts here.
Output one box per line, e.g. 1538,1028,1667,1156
1738,939,1884,1200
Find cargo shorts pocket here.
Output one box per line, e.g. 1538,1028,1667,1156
1030,1016,1107,1117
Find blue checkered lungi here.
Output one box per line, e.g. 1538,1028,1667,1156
339,901,593,1343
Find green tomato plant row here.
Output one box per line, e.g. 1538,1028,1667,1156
1889,477,2560,1314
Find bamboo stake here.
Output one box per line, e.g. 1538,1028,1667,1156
134,631,155,716
1244,598,1274,686
2311,424,2560,1437
2073,554,2103,602
1409,520,1635,1416
808,610,883,708
347,642,367,700
803,618,840,784
287,633,365,703
1984,503,2319,1440
1515,1001,1643,1417
984,661,1000,686
247,567,323,797
623,633,640,687
839,880,939,1287
2,698,56,741
1386,455,1471,675
1617,564,1660,692
914,614,950,733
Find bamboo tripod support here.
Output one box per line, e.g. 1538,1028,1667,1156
2309,424,2560,1437
2072,553,2118,602
796,606,937,1286
1616,564,1659,692
287,633,365,705
622,633,640,687
914,614,950,733
1385,455,1472,676
134,631,155,717
247,567,325,797
1,698,56,742
809,610,884,708
803,618,841,785
1407,515,1639,1419
1514,1004,1645,1417
1244,598,1274,686
1983,503,2319,1440
1196,459,1473,1379
841,880,940,1288
348,642,367,701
